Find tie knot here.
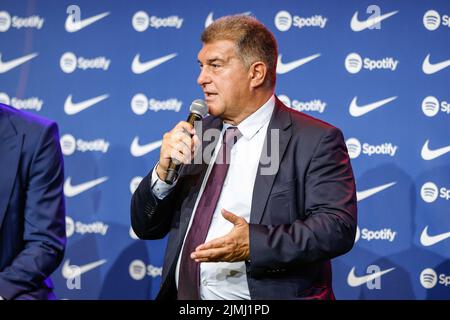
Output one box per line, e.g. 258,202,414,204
223,127,242,148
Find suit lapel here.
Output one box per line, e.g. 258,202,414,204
250,97,292,224
0,109,22,229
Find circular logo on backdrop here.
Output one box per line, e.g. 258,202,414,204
132,11,149,32
420,268,438,289
421,182,439,203
345,53,363,74
421,96,440,117
0,11,11,32
277,94,291,107
129,260,146,280
131,94,148,115
60,134,77,156
60,52,77,73
346,138,362,159
423,10,441,31
274,11,292,32
0,92,10,105
65,216,75,238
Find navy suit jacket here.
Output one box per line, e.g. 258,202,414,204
0,104,66,300
131,97,357,300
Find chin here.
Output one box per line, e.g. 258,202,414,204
206,104,223,117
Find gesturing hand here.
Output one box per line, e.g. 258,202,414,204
191,209,250,263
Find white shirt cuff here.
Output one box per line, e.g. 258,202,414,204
151,164,177,199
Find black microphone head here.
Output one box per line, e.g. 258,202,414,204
189,99,208,117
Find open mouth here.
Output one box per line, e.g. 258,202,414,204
204,92,217,98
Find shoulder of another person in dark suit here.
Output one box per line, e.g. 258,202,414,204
2,103,58,137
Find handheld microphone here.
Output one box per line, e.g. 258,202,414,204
165,99,208,184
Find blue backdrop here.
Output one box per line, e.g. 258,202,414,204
0,0,449,299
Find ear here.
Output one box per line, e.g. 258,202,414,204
248,61,267,89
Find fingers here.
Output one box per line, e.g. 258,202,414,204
169,131,193,164
192,237,228,261
192,237,230,262
195,236,226,252
191,247,228,262
175,121,195,134
192,132,201,153
221,209,242,225
191,219,250,262
159,121,198,171
192,238,248,263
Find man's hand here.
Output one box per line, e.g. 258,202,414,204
156,121,200,181
191,209,249,263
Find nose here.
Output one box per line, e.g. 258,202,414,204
197,67,210,87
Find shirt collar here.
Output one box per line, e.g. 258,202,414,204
223,95,275,140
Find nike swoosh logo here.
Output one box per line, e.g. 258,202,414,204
130,137,162,157
349,96,397,117
421,140,450,160
64,94,109,115
62,259,107,279
420,226,450,246
357,182,396,202
65,12,110,32
205,11,251,28
347,267,395,287
0,52,38,73
64,176,108,197
350,10,398,32
276,53,321,74
205,12,215,28
131,53,177,74
422,54,450,75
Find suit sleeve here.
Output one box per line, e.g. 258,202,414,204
249,127,357,271
130,169,182,240
0,122,66,299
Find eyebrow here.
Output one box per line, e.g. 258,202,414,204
197,57,226,64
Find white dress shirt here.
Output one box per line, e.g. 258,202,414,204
151,95,275,299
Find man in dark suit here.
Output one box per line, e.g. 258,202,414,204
131,15,357,300
0,104,66,300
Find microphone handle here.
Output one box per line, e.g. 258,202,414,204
164,112,203,184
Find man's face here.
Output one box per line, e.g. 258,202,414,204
197,40,251,122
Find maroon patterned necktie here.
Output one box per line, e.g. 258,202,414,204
177,127,242,300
